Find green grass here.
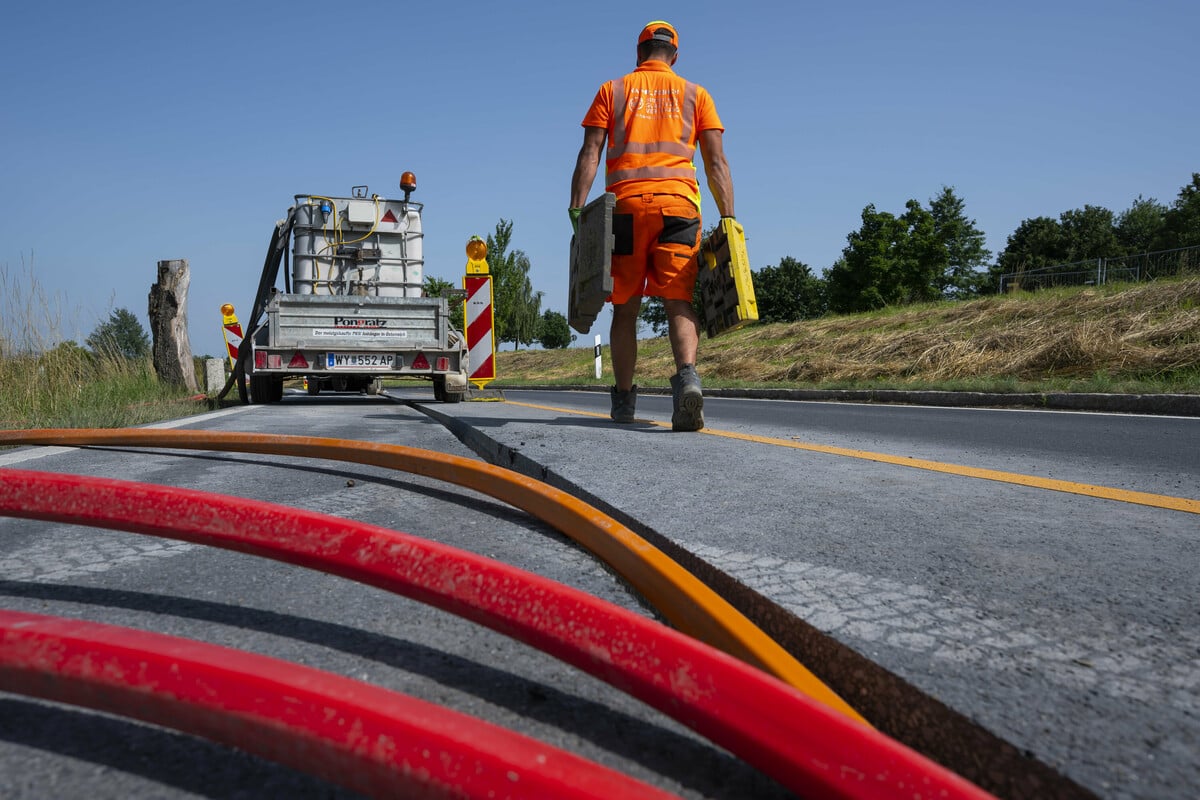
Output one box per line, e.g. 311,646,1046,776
1,262,213,431
0,349,212,430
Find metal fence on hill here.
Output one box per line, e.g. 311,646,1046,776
999,244,1200,293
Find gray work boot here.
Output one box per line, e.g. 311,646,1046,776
670,364,704,431
610,385,637,423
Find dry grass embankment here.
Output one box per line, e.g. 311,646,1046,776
498,277,1200,394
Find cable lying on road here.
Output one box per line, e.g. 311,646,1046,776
0,609,680,800
0,468,996,800
0,427,863,724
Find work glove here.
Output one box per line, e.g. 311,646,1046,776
568,207,582,234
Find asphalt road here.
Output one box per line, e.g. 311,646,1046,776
0,388,1196,799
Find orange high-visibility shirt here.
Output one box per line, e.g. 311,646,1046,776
581,61,724,208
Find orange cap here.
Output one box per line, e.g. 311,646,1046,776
638,20,678,48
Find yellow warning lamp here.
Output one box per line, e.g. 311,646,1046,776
400,171,417,202
221,303,238,324
465,235,489,274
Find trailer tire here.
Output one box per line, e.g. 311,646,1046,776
250,375,283,404
434,377,463,403
306,378,320,396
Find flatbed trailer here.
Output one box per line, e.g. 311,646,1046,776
233,178,469,403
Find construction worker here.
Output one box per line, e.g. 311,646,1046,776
570,20,735,431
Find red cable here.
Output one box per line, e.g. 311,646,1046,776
0,468,996,800
0,609,678,800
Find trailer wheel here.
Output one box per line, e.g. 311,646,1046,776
306,378,320,396
433,377,462,403
250,375,283,404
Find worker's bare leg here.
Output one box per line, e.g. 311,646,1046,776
665,299,699,371
610,298,642,391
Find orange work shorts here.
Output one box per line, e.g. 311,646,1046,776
609,193,702,305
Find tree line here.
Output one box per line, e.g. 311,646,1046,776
751,172,1200,322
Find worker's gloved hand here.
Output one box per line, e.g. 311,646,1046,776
568,207,582,234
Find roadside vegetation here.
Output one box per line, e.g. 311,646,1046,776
1,264,209,430
496,276,1200,395
5,170,1197,428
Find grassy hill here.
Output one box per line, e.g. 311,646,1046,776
496,276,1200,395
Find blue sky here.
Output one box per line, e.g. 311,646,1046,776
2,1,1196,358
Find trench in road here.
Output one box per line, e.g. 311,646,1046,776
407,396,1105,800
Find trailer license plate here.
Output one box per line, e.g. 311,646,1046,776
327,353,394,368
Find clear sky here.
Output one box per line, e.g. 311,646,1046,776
2,1,1196,358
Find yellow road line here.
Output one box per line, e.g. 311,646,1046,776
505,399,1200,515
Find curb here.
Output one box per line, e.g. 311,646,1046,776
489,385,1200,417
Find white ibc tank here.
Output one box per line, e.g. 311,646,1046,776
291,195,425,297
375,202,424,297
291,202,325,295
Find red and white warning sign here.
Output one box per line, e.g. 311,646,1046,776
464,274,495,386
220,304,243,369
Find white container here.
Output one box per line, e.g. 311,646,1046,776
291,196,424,297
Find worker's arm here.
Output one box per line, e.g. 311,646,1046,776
570,126,607,209
699,128,735,218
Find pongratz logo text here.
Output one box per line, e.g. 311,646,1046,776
333,317,388,328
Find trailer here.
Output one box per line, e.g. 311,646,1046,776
233,175,469,404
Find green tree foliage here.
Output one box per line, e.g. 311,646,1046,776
826,201,943,313
536,310,573,349
989,216,1067,290
930,187,991,298
1117,196,1168,254
991,205,1128,290
638,298,669,336
753,256,826,322
487,219,543,350
422,275,464,330
637,282,705,336
1059,205,1120,261
1154,173,1200,250
86,308,149,360
826,188,990,312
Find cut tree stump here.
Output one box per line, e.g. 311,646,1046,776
148,258,199,393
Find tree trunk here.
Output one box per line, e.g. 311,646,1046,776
148,259,199,393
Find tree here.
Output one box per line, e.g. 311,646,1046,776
929,187,991,298
423,275,464,330
637,280,705,337
86,308,149,360
487,219,543,350
638,298,669,336
752,256,825,322
1116,196,1167,254
826,201,943,313
1059,204,1120,262
536,310,573,349
1153,173,1200,250
989,216,1066,290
